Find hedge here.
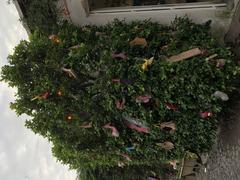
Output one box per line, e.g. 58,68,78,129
1,18,239,178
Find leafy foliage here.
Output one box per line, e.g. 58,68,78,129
1,18,240,178
16,0,59,33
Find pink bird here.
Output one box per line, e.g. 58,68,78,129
79,122,92,128
136,95,152,103
200,111,212,119
126,123,150,134
120,153,132,161
103,123,119,137
165,103,178,111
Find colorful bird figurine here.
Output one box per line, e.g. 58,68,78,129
120,153,132,161
216,59,225,68
115,98,126,110
79,122,92,128
103,123,119,137
135,95,152,103
156,141,174,150
169,160,178,169
156,121,176,134
61,67,77,79
112,79,121,83
118,161,125,168
49,35,61,44
213,91,229,101
141,57,154,71
200,111,212,119
31,92,49,101
165,103,178,111
125,146,135,152
112,52,127,60
123,114,150,134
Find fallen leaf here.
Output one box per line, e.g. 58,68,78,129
130,37,147,47
167,48,202,62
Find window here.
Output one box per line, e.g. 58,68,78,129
89,0,224,11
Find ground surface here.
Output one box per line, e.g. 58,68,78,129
196,3,240,179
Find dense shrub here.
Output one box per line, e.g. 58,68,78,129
15,0,58,33
1,18,239,177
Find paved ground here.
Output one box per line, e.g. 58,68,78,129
196,3,240,179
197,102,240,180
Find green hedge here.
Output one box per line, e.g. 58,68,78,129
1,18,239,175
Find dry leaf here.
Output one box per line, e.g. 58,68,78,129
167,48,202,62
130,37,147,47
157,141,174,150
